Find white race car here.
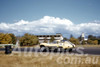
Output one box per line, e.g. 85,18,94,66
40,40,75,52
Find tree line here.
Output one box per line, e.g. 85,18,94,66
0,33,39,46
63,34,100,45
0,33,16,44
0,33,100,46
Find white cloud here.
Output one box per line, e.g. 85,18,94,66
0,16,100,37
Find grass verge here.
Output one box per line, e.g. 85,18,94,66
0,51,100,67
75,45,100,48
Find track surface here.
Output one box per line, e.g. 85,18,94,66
0,47,100,55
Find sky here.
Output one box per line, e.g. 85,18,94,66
0,0,100,38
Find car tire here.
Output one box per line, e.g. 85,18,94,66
40,45,46,52
68,48,72,52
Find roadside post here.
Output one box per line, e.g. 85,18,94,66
5,45,12,54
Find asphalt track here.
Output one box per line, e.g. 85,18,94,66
0,47,100,55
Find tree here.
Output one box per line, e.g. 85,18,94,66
50,36,55,43
0,33,12,44
92,40,98,45
63,37,68,40
81,40,87,45
9,33,17,44
20,33,39,46
69,37,80,45
87,35,99,45
87,39,98,45
87,40,98,45
78,35,82,41
87,39,92,44
88,35,96,40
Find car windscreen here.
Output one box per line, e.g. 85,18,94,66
52,41,57,44
64,41,75,45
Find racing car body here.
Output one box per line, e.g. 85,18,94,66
40,40,75,52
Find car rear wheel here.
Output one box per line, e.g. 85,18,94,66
40,45,46,52
64,48,72,52
68,48,72,52
40,45,49,52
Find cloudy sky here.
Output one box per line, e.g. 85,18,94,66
0,0,100,38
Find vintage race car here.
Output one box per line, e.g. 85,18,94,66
40,40,75,52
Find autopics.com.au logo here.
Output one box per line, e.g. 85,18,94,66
11,47,99,64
